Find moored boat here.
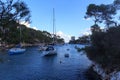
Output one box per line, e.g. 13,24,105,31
44,8,57,56
8,48,26,55
44,45,57,56
8,43,26,54
38,46,47,51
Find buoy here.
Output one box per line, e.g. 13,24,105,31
67,49,69,51
60,60,62,63
64,53,69,57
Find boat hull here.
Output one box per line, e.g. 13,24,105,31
44,50,57,56
8,48,26,55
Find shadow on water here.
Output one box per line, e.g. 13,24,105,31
0,58,4,63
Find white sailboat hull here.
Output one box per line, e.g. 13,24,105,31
8,48,26,55
44,50,57,56
43,45,57,56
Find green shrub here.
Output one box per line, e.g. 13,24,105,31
85,26,120,71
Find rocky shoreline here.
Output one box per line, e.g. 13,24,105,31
0,43,44,50
85,66,102,80
92,63,120,80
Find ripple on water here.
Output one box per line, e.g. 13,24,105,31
0,45,95,80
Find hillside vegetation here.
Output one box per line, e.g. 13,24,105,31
85,0,120,73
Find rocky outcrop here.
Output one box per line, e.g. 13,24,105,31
93,63,120,80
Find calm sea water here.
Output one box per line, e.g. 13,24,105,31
0,44,92,80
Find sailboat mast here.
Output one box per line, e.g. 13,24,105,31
53,8,55,44
20,25,22,44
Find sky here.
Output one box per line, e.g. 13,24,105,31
23,0,114,42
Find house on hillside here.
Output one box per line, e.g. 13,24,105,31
71,36,75,41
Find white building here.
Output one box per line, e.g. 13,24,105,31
71,36,75,41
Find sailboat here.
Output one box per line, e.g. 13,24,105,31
8,25,26,55
44,8,57,56
8,44,26,55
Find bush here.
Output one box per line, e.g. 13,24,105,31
85,26,120,71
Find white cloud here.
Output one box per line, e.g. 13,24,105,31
79,28,91,36
56,31,71,43
32,26,38,30
20,21,38,30
83,17,91,21
83,31,91,36
20,21,30,27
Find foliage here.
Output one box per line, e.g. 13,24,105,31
3,24,64,44
0,0,30,23
0,0,64,45
57,38,64,44
85,4,102,25
85,26,120,71
91,24,101,33
69,35,90,44
114,0,120,23
0,0,31,43
78,35,90,44
85,3,117,28
85,0,120,72
114,0,120,9
100,4,116,27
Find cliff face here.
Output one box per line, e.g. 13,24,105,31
93,63,120,80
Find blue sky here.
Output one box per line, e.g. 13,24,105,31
24,0,114,42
